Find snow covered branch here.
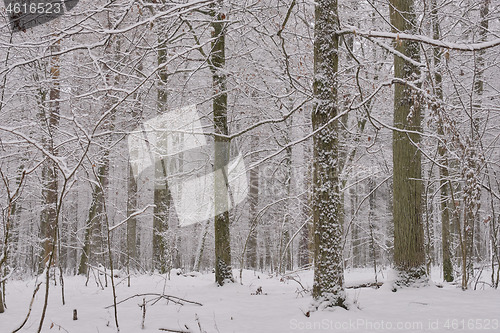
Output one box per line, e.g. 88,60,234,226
338,25,500,51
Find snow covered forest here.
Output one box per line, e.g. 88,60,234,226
0,0,500,332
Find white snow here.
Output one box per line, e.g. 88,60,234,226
0,268,498,332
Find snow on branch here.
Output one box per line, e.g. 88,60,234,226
338,25,500,51
108,204,155,232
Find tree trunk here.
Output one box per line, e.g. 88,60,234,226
211,1,233,286
311,0,346,309
431,0,453,283
78,160,109,276
460,0,489,290
152,163,170,275
265,227,273,273
246,135,259,270
0,287,4,313
153,35,171,274
298,146,312,268
193,219,210,272
78,36,117,276
126,76,142,274
474,0,490,97
126,163,138,272
473,0,490,269
279,144,293,274
38,39,61,273
350,179,361,268
390,0,426,285
368,177,378,282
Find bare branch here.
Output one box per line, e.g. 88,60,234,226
338,25,500,51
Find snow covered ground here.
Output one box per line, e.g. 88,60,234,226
0,268,498,332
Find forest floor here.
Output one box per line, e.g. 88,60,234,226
0,267,498,332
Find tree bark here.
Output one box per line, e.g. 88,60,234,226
311,0,346,308
153,34,171,274
78,159,109,276
211,1,233,286
390,0,426,284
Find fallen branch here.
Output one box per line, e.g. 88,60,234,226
105,293,202,309
346,282,383,289
159,328,190,333
281,274,307,292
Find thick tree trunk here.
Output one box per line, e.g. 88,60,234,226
153,165,170,274
78,161,108,276
311,0,346,309
211,1,233,286
390,0,426,285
